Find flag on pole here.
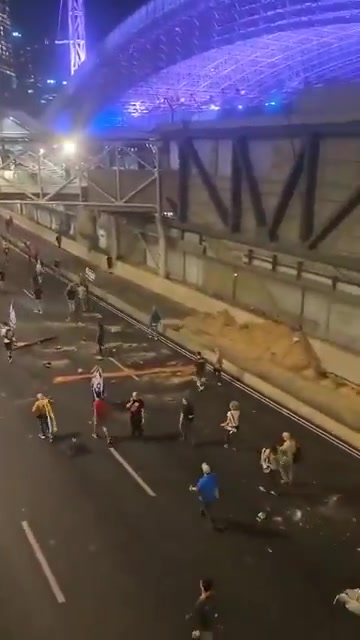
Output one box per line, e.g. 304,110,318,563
91,366,104,399
9,302,16,330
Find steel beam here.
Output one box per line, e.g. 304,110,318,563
178,139,190,224
299,135,320,243
308,185,360,250
229,140,242,233
238,137,267,228
268,148,305,241
188,139,229,227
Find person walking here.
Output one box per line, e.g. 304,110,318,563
65,282,77,320
0,265,5,291
149,306,161,339
1,321,14,363
33,278,43,314
190,463,219,529
92,393,112,445
179,396,195,443
126,391,145,438
32,393,57,442
78,283,88,313
213,349,223,386
96,319,105,357
278,432,298,485
91,365,105,401
55,232,62,249
2,239,9,264
221,400,240,449
187,578,219,640
194,352,206,392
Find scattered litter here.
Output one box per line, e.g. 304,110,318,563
259,486,267,493
43,361,52,368
267,548,273,553
292,509,303,522
272,516,283,523
256,512,267,522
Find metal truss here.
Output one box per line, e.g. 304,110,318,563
0,137,159,217
47,0,360,128
173,120,360,251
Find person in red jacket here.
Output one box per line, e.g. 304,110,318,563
92,393,112,445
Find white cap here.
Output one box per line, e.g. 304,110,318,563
201,462,211,474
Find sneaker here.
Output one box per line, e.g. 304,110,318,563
38,434,46,439
224,444,229,449
92,433,98,439
49,436,54,443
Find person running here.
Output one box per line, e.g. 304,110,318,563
149,306,161,339
278,431,298,485
126,391,145,438
221,400,240,449
190,463,219,530
31,393,57,442
1,321,14,363
213,349,223,386
187,578,219,640
96,320,105,356
65,282,77,320
35,259,43,282
92,393,112,445
179,396,195,443
194,352,206,392
33,278,43,314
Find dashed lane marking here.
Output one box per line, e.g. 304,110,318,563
109,448,157,497
23,288,34,299
21,520,66,604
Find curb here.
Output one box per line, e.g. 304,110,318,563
3,222,360,452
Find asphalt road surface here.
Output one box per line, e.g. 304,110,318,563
0,246,359,640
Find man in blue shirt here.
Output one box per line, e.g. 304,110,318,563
190,463,219,529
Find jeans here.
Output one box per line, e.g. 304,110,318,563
37,415,49,437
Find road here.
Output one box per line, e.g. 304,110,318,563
0,245,359,639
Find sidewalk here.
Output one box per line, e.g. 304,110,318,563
2,211,360,450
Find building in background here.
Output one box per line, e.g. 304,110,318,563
11,31,67,116
0,0,16,103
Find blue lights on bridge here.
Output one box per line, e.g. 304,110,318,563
47,0,360,132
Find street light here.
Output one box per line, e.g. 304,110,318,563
62,140,77,155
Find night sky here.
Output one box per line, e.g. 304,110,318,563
11,0,146,47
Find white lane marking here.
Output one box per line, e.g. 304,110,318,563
23,288,34,299
21,521,66,604
12,245,360,461
109,448,156,497
109,356,139,381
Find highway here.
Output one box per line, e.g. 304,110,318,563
0,244,359,639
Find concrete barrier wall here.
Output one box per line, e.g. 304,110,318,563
7,202,360,354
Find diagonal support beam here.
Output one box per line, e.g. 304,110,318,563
300,135,320,243
308,185,360,250
229,140,242,233
237,137,267,228
268,147,305,241
188,139,229,227
178,139,190,224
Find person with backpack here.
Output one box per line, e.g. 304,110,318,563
278,431,299,485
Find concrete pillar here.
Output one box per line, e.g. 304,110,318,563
155,147,167,278
76,205,96,249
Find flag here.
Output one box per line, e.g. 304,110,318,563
9,302,16,330
91,366,104,398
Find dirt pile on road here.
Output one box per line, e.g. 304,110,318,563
182,310,320,374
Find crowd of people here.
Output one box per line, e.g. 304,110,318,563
3,222,354,637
